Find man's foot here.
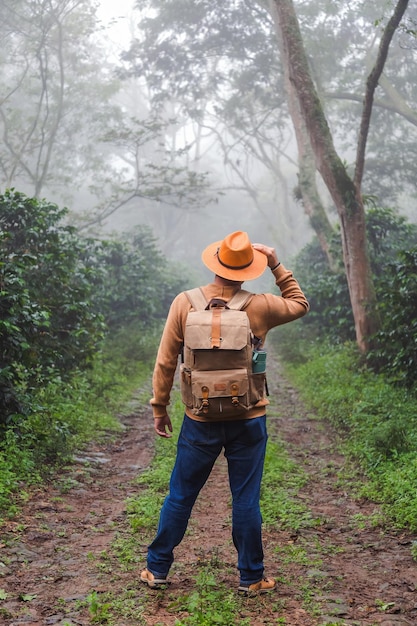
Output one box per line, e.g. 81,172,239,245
238,577,276,595
140,568,169,589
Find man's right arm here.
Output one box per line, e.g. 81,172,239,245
154,415,173,438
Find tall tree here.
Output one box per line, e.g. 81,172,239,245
125,1,312,255
127,0,417,253
0,0,209,241
267,0,409,350
127,0,413,350
294,0,417,208
0,0,119,200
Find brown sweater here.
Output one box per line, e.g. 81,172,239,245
150,264,309,421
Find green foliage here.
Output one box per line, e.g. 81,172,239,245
86,591,113,624
0,189,182,516
294,234,354,343
282,338,417,530
0,429,38,515
0,190,105,421
100,320,163,380
172,567,250,625
0,191,191,424
365,206,417,272
90,226,188,329
361,455,417,530
0,326,157,517
294,206,417,387
367,247,417,387
82,588,146,624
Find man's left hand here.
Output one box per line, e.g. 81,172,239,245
252,243,279,269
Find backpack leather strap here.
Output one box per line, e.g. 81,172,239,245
185,287,253,311
227,289,253,310
211,307,222,348
184,287,209,310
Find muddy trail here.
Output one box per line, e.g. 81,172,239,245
1,355,417,626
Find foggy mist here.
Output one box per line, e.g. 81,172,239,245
1,0,416,277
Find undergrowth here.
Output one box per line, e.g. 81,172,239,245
170,567,251,625
272,324,417,531
262,438,311,530
0,323,159,520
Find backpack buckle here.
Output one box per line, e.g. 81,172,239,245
201,385,210,413
230,382,240,407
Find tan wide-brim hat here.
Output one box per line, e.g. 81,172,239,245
201,231,267,281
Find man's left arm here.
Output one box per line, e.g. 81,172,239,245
252,242,309,323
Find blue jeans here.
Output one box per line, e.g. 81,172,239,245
147,414,268,585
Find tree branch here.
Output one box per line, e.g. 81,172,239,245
354,0,410,189
325,90,417,127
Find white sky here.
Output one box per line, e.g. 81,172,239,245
97,0,135,21
96,0,136,51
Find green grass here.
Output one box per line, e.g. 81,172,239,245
0,324,158,520
261,437,312,530
273,327,417,531
169,567,251,625
74,588,147,625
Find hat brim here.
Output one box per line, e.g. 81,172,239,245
201,240,268,281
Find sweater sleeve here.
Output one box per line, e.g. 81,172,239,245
246,264,309,338
150,292,190,418
272,263,310,320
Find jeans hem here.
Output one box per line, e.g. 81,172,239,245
239,572,265,586
146,565,169,579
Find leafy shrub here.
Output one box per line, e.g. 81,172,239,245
367,247,417,387
0,189,191,515
172,567,251,625
0,323,160,517
294,206,417,387
365,207,417,274
101,320,162,379
0,191,191,424
0,428,40,514
89,225,188,329
293,235,354,343
0,190,105,421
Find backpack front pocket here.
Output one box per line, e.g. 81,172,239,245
191,368,250,417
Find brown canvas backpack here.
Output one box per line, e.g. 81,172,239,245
180,287,267,419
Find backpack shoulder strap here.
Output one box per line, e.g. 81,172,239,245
227,289,253,310
184,287,208,311
185,287,253,311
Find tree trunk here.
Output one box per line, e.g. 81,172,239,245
268,0,379,352
269,8,336,267
297,145,337,270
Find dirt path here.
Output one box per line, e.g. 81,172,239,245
1,359,417,625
